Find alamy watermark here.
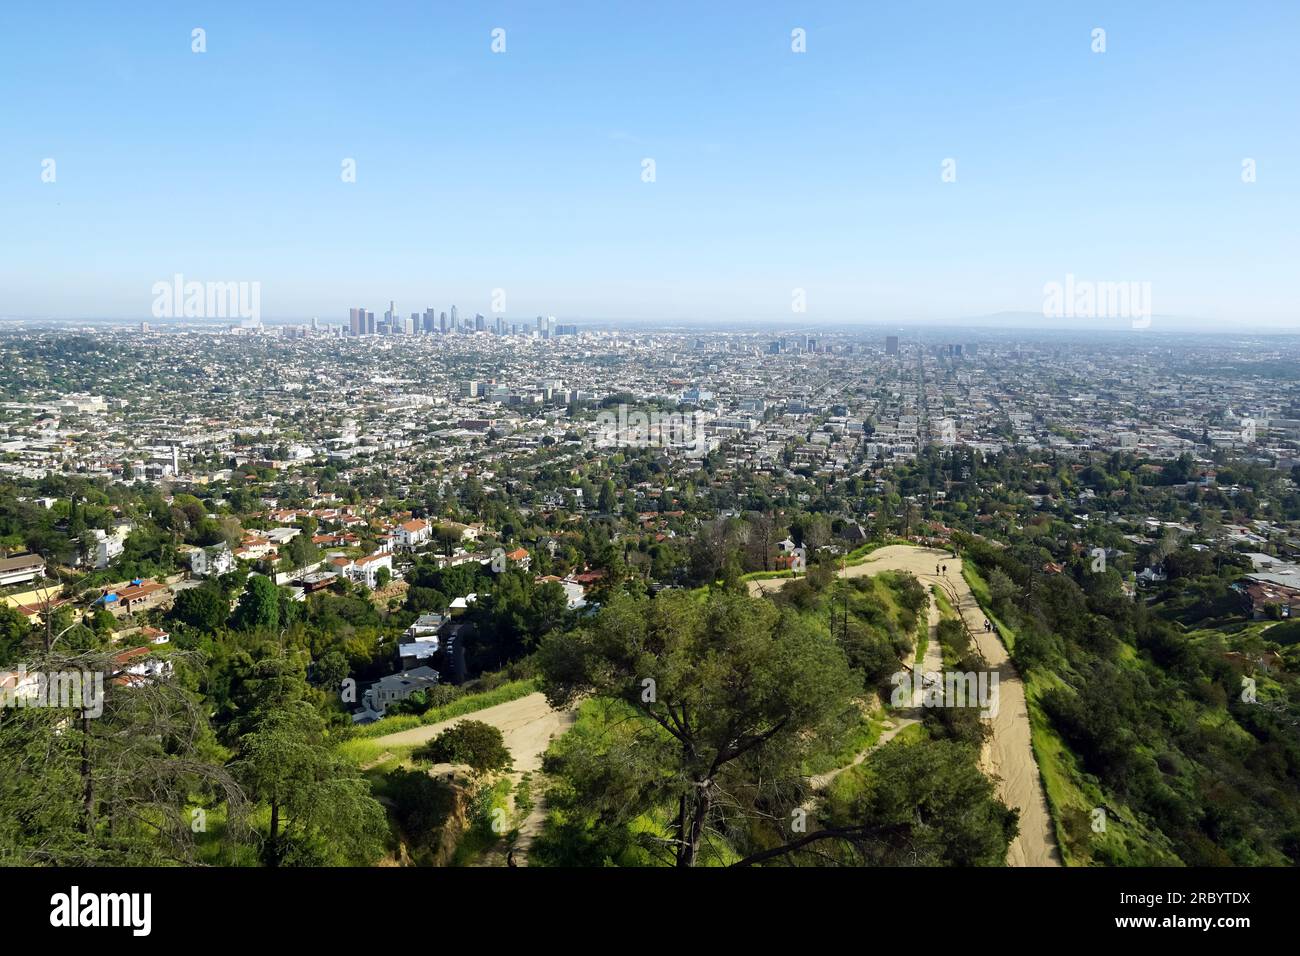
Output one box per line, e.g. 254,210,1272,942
50,886,151,936
891,668,999,718
1,666,104,718
594,405,708,457
1042,273,1151,329
151,273,261,322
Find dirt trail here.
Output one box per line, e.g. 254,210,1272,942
914,587,945,703
803,590,936,801
751,545,1060,867
374,691,573,773
806,716,919,794
479,778,551,868
375,692,574,866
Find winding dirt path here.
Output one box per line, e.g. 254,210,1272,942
806,716,919,795
750,545,1060,867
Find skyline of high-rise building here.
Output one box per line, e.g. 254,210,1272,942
342,301,584,338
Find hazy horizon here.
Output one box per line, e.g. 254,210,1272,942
3,0,1297,327
2,310,1297,337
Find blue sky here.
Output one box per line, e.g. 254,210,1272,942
1,0,1297,326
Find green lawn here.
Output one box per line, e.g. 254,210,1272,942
350,679,538,739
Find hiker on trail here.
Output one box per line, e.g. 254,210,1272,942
942,564,947,575
936,564,941,575
984,619,991,632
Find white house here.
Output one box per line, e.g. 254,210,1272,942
142,626,170,645
395,518,433,551
439,521,482,542
1137,566,1167,587
191,545,235,578
560,579,587,610
537,575,587,610
448,593,478,616
112,646,174,686
339,552,393,589
404,612,444,639
91,527,128,570
360,666,441,719
264,527,301,548
399,613,444,666
0,554,45,588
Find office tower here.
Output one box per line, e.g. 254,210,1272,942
450,305,459,330
423,308,435,333
365,311,376,334
886,335,899,355
536,315,545,333
439,311,449,333
349,307,363,336
475,313,486,331
547,316,556,338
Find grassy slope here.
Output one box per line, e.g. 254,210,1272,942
962,563,1180,866
691,538,918,593
349,678,538,740
823,723,929,807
